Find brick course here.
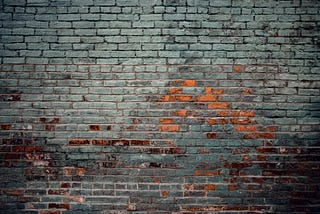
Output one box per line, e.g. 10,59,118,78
1,0,320,213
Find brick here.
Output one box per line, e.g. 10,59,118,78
0,0,319,211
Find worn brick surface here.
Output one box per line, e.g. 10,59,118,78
0,64,319,213
1,0,320,213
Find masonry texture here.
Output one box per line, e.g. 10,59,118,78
0,0,320,214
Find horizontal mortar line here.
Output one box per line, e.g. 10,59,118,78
0,63,280,66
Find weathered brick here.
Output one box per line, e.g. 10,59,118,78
0,0,319,212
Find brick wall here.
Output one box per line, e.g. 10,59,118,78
0,0,319,213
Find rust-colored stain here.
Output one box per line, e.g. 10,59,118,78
92,139,110,146
207,118,216,125
75,168,85,175
244,133,274,139
242,88,252,94
171,95,193,102
131,140,150,146
206,133,216,139
198,148,210,154
194,169,221,176
158,125,179,132
48,189,68,195
39,118,60,124
69,139,90,146
195,95,216,102
216,110,239,117
177,79,195,87
39,210,61,214
60,183,71,188
168,88,183,94
12,146,42,152
239,110,254,117
89,125,100,131
48,203,70,210
228,184,236,191
172,109,191,117
208,102,228,109
3,189,24,196
233,65,243,72
63,196,84,203
205,88,224,95
204,184,216,190
159,118,174,124
1,124,11,130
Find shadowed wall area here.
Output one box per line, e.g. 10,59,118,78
0,0,319,213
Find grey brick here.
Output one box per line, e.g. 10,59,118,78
74,29,97,36
211,0,231,6
163,14,185,20
100,14,117,20
132,21,155,28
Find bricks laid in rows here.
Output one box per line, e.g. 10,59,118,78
0,64,319,213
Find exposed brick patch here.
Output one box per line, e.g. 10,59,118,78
0,64,319,213
68,139,90,146
48,203,70,210
89,124,100,131
0,124,11,130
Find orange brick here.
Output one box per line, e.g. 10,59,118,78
158,125,179,132
218,118,229,124
205,87,212,94
235,125,256,132
158,95,170,102
195,95,216,102
263,126,276,132
233,65,243,72
160,118,173,124
194,170,220,176
161,191,167,198
168,88,182,94
173,109,191,117
216,110,239,117
204,184,216,190
239,110,254,117
208,102,228,109
207,118,216,125
92,139,110,146
63,168,72,175
212,89,224,95
242,88,252,95
244,133,260,139
259,133,275,139
172,95,192,102
180,80,195,87
205,88,224,95
76,168,85,175
244,132,274,139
